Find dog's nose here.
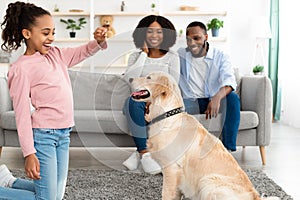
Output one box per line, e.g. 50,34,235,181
129,78,133,83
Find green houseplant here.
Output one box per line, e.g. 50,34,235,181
151,3,156,12
207,18,224,37
60,17,87,38
179,29,183,37
253,65,264,75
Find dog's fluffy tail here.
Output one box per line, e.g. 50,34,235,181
191,174,281,200
198,187,253,200
195,174,256,200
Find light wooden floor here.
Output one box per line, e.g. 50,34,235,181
1,122,299,199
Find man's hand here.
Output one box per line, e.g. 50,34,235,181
25,154,41,180
204,86,232,119
205,96,221,119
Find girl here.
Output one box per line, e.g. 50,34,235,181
1,1,107,199
122,15,180,174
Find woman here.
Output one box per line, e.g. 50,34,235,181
123,15,180,174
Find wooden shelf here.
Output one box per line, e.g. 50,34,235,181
94,11,226,17
54,38,132,43
163,11,227,16
53,37,226,43
54,38,90,43
51,12,90,16
94,12,158,16
210,37,227,42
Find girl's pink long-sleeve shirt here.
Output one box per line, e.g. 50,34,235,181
8,40,105,157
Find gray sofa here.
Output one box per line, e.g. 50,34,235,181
0,70,272,165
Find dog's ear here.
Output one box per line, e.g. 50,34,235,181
160,76,171,96
145,102,151,114
151,76,171,97
145,102,152,122
159,76,170,89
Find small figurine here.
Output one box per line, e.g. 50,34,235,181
121,1,125,12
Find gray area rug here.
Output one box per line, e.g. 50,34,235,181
12,168,293,200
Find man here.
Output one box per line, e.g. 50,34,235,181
178,21,240,151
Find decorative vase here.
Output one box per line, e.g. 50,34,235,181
254,72,263,75
69,32,76,38
211,28,219,37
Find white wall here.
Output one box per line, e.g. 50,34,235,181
278,0,300,128
0,0,270,75
228,0,270,75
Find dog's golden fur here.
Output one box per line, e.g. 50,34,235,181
130,71,279,200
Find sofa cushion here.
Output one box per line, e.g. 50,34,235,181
0,77,12,113
0,110,258,134
233,67,241,97
73,110,128,134
0,111,16,130
193,111,258,132
69,70,130,110
0,110,129,134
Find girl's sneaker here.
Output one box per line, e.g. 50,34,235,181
0,164,17,187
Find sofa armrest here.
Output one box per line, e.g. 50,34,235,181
0,77,12,114
240,76,273,146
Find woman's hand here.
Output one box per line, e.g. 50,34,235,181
94,27,107,46
142,41,149,54
25,154,41,180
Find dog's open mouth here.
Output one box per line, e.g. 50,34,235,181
131,90,150,100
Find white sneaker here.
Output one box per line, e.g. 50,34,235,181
0,164,17,187
122,151,140,170
140,152,162,175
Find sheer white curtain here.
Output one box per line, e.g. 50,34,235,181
279,1,300,128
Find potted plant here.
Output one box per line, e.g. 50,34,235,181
60,17,87,38
207,18,224,37
151,3,156,12
178,29,183,37
253,65,264,75
53,4,59,12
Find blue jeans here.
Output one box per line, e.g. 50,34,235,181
0,178,35,200
33,127,71,200
183,92,240,151
123,97,147,152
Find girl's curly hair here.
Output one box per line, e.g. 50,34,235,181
1,1,50,52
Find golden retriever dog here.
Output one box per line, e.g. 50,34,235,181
129,71,279,200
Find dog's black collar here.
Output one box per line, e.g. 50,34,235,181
148,107,184,125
